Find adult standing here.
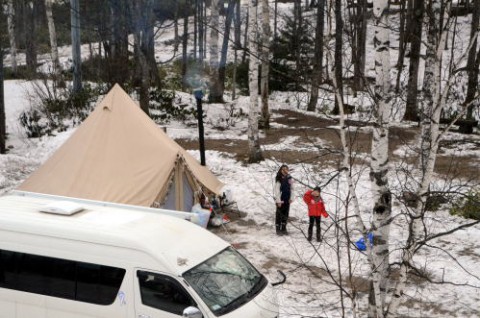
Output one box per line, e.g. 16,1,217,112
274,164,294,235
303,186,328,241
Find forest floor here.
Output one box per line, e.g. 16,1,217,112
177,109,480,182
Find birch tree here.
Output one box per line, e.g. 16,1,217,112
247,0,263,163
0,41,5,154
218,0,236,98
70,0,82,93
369,0,392,316
208,0,223,102
45,0,62,84
259,0,271,128
6,0,17,75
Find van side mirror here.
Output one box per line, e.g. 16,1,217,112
183,306,203,318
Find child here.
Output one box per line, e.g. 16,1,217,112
303,186,329,242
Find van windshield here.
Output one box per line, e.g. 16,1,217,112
183,247,267,316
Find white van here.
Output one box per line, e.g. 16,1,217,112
0,191,279,318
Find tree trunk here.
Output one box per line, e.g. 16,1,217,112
369,1,392,316
293,0,302,89
182,0,189,91
208,0,223,103
395,0,408,93
404,0,424,121
247,0,263,163
259,0,271,128
0,46,5,154
333,0,343,115
232,0,241,99
25,0,38,76
6,0,17,75
465,0,480,120
198,0,205,63
133,0,153,115
387,3,452,316
45,0,62,85
353,0,367,92
71,0,82,93
109,0,129,86
307,0,325,112
218,0,235,96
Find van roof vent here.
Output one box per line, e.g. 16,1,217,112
40,201,85,215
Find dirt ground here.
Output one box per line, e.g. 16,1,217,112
176,109,480,182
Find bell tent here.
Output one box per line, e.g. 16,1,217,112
18,84,224,212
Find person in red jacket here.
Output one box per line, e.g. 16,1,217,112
303,186,329,242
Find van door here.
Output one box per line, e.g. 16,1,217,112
134,269,206,318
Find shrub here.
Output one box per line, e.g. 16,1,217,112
19,83,104,137
450,191,480,220
148,88,196,123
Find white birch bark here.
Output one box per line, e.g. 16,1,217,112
70,0,82,93
208,0,222,102
6,0,17,74
260,0,270,128
369,0,392,316
247,0,263,163
45,0,61,79
387,2,452,316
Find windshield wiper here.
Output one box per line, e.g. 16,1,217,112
214,293,250,315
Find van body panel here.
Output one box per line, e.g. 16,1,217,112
0,192,278,318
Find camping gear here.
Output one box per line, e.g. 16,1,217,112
18,84,224,212
355,233,374,251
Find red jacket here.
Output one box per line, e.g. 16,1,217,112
303,190,329,217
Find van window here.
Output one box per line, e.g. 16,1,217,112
137,270,196,315
183,247,267,316
0,249,125,305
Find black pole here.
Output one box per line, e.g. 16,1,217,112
194,90,206,166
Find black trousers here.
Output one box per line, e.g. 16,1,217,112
275,203,290,231
308,216,321,238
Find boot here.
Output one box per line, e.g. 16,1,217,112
276,225,282,235
307,228,312,241
281,223,288,235
317,228,321,242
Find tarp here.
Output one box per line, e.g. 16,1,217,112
18,84,224,211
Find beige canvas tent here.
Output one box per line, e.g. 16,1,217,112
18,84,224,212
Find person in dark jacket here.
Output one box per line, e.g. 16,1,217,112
303,186,329,241
274,164,294,235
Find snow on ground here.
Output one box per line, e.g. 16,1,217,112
2,78,479,317
2,2,480,316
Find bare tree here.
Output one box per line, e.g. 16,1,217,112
0,42,5,154
247,0,263,163
259,0,271,128
208,0,223,102
6,0,17,75
332,0,343,115
24,0,38,76
70,0,82,93
45,0,62,85
307,0,325,112
404,0,424,121
465,0,480,120
368,0,393,316
218,0,236,98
